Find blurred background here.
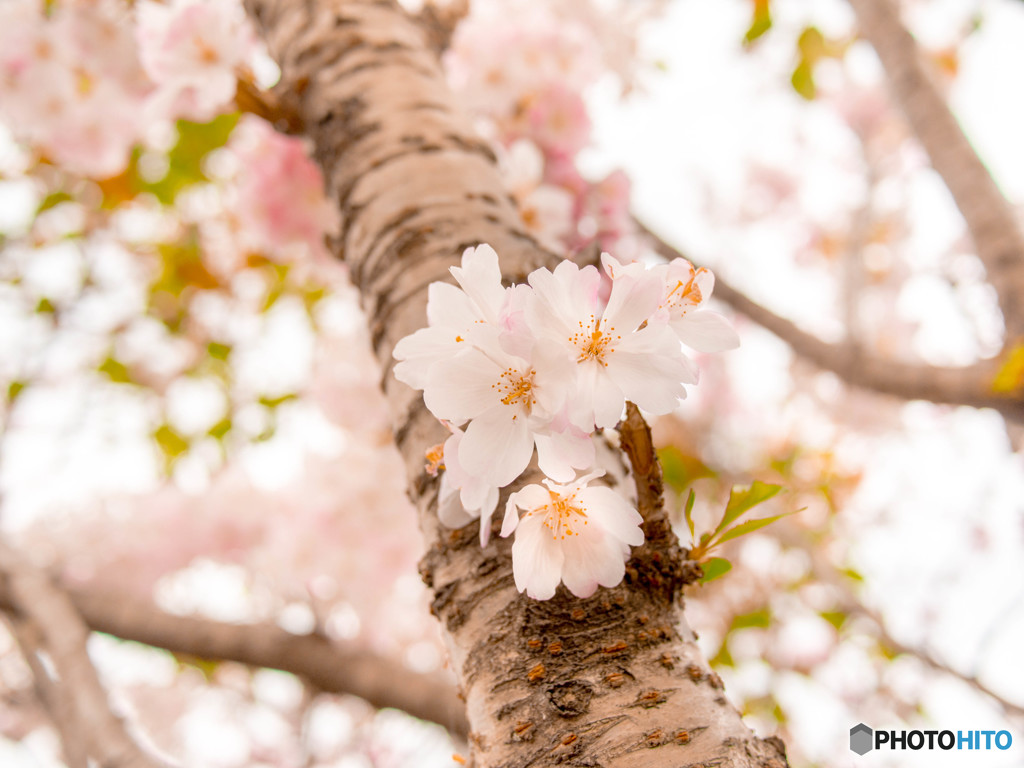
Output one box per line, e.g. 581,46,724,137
0,0,1022,766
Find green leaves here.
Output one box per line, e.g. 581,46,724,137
139,113,240,205
659,446,716,494
743,0,772,46
153,423,190,473
713,481,782,537
686,481,796,583
700,557,733,584
98,356,132,384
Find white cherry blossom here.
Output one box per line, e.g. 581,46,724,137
393,243,513,390
437,428,500,545
527,260,696,430
422,332,569,488
603,254,740,353
501,472,643,599
393,243,738,600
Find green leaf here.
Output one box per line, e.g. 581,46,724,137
207,341,232,361
7,381,26,403
791,59,816,100
715,510,794,545
820,610,847,630
683,488,696,540
841,567,864,582
700,557,732,584
139,113,240,204
714,481,782,537
98,356,132,384
37,191,73,215
743,0,772,45
731,608,771,630
35,297,57,314
258,393,297,409
710,641,734,668
658,446,715,493
208,417,232,440
797,26,827,64
153,424,189,464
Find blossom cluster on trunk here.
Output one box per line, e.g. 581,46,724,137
394,243,738,598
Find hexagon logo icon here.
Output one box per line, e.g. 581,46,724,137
850,723,873,755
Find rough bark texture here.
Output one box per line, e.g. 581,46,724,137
848,0,1024,340
243,1,788,766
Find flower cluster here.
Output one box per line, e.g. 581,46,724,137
0,0,256,178
394,245,738,599
443,0,664,257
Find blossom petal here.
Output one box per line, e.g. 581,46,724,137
672,311,740,352
581,362,627,430
559,528,626,598
393,325,460,389
459,406,534,487
451,244,505,323
423,349,500,422
577,486,644,546
438,473,475,529
426,281,479,328
512,513,565,599
603,269,661,332
502,484,550,537
535,429,594,483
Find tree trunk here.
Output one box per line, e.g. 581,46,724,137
242,1,789,765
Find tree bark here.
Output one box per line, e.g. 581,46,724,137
847,0,1024,341
242,1,788,766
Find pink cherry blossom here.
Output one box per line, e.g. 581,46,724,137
226,115,340,259
521,84,592,160
136,0,256,122
0,1,147,178
501,472,643,599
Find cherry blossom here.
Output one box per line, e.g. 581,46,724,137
393,244,516,390
527,259,697,429
0,1,147,178
225,115,340,260
422,331,569,488
500,472,643,599
437,427,500,545
136,0,256,122
603,254,740,353
394,243,736,592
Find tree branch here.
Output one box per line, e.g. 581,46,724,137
846,0,1024,340
0,576,469,738
0,542,172,768
637,219,1024,424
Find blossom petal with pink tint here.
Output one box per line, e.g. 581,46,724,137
671,310,740,353
459,406,535,488
502,472,642,599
